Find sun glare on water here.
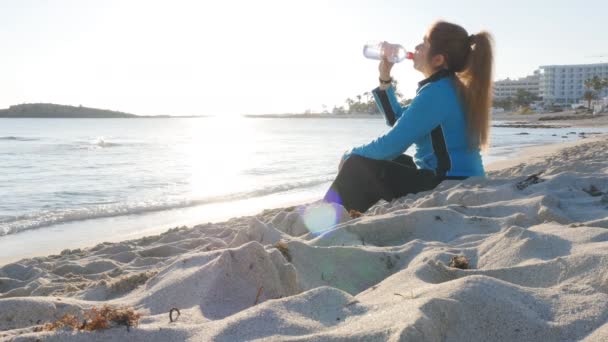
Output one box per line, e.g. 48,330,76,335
185,116,256,199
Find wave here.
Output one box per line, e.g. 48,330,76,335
92,137,121,148
0,136,39,141
0,176,334,237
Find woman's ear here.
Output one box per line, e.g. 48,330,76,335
431,54,447,69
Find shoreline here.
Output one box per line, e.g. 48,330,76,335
0,130,604,266
1,135,608,340
242,111,608,128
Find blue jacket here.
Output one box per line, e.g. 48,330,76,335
343,70,485,177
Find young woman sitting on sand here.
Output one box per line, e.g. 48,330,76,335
324,21,494,213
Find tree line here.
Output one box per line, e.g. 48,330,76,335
332,76,608,114
492,89,541,111
330,80,412,115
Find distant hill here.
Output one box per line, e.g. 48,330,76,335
0,103,138,118
0,103,206,118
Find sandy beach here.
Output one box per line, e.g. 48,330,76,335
493,110,608,128
2,130,608,341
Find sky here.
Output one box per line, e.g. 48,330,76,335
1,0,607,116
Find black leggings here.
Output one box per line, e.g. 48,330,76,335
323,154,443,212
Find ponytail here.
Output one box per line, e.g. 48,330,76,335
427,22,494,150
458,32,494,150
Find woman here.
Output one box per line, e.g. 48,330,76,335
324,21,493,213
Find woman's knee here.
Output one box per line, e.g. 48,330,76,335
343,154,368,168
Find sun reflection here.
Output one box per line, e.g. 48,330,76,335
184,117,256,199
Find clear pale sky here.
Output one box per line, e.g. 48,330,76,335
1,0,607,116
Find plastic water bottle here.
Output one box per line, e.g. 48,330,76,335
363,42,414,63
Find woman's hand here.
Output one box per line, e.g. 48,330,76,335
379,56,394,81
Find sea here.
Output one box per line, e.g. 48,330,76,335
1,117,605,262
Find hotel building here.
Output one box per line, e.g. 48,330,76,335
493,63,608,105
493,71,540,100
539,63,608,105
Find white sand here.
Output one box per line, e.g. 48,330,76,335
2,136,608,341
493,111,608,128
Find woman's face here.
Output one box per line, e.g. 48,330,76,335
413,35,444,77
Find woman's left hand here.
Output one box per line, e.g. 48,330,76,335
379,56,394,80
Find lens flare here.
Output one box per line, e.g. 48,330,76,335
299,202,343,235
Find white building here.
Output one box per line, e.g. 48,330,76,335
493,71,540,100
539,63,608,105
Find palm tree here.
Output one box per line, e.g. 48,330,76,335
345,98,355,113
583,91,597,110
597,77,608,96
584,78,594,91
585,76,607,97
514,89,535,108
356,95,362,104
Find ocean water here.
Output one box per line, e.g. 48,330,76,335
0,117,605,248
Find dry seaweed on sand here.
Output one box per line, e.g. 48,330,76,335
449,255,470,270
349,209,363,218
274,241,292,262
582,185,604,197
254,287,264,305
36,305,142,332
34,314,80,332
516,173,545,190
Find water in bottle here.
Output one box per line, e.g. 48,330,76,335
363,42,414,63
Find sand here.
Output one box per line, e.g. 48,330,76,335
493,110,608,128
2,135,608,341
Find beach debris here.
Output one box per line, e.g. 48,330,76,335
349,209,363,218
345,300,359,307
82,305,141,331
273,241,292,262
583,185,604,197
36,305,141,332
492,123,568,128
108,271,158,294
434,215,443,221
383,255,395,270
169,308,180,323
254,287,264,305
449,255,470,270
34,314,80,332
516,173,545,190
394,291,416,299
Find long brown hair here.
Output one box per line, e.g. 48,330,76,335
427,21,494,150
